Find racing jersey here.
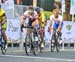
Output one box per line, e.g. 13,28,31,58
39,11,46,28
50,14,63,29
0,8,7,29
22,10,38,26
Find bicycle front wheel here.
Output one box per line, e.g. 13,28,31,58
51,40,55,52
1,43,6,55
25,34,31,55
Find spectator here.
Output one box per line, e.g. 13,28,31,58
0,5,7,49
1,0,6,3
16,0,22,5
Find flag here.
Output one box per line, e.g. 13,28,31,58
70,0,75,14
61,0,65,13
0,0,1,4
5,0,14,18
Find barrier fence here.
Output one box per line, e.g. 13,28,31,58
1,4,75,51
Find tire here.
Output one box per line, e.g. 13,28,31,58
31,32,39,55
32,41,39,55
39,40,45,53
39,42,43,53
38,36,43,53
39,43,42,53
51,40,55,52
25,34,31,55
1,43,6,55
56,39,60,52
31,42,36,56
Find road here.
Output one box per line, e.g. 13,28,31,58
0,48,75,62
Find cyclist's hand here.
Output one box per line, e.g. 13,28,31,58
29,16,34,20
57,28,61,32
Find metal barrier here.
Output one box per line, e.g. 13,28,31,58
1,4,75,51
1,4,29,18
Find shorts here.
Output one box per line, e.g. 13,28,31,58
52,22,63,29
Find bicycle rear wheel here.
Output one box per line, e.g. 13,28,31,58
56,38,60,52
38,33,44,53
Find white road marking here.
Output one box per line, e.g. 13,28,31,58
0,55,75,62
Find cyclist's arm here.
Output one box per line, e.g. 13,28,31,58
41,12,45,22
21,11,28,26
48,15,53,29
58,16,63,29
42,12,46,26
57,16,63,31
1,13,7,25
21,15,26,32
21,15,25,25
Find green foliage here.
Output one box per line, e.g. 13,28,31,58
44,11,52,20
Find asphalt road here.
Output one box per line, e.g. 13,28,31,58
0,48,75,62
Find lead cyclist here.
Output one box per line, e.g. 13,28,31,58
21,6,39,40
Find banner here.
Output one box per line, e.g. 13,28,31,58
5,0,14,18
61,0,65,13
62,21,75,42
6,19,75,42
5,0,14,9
70,0,75,14
6,19,20,41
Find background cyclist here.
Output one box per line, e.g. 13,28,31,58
0,5,7,49
48,9,63,44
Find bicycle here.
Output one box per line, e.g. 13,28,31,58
24,26,41,55
0,23,6,55
51,29,61,52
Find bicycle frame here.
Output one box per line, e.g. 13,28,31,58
51,29,60,52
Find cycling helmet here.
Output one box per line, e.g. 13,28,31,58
28,6,34,14
35,7,40,14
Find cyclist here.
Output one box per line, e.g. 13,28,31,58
21,6,39,36
0,5,7,49
35,7,46,48
48,9,63,43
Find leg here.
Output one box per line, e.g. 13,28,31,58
40,27,45,48
2,29,7,45
51,30,55,52
32,19,39,27
2,29,7,49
